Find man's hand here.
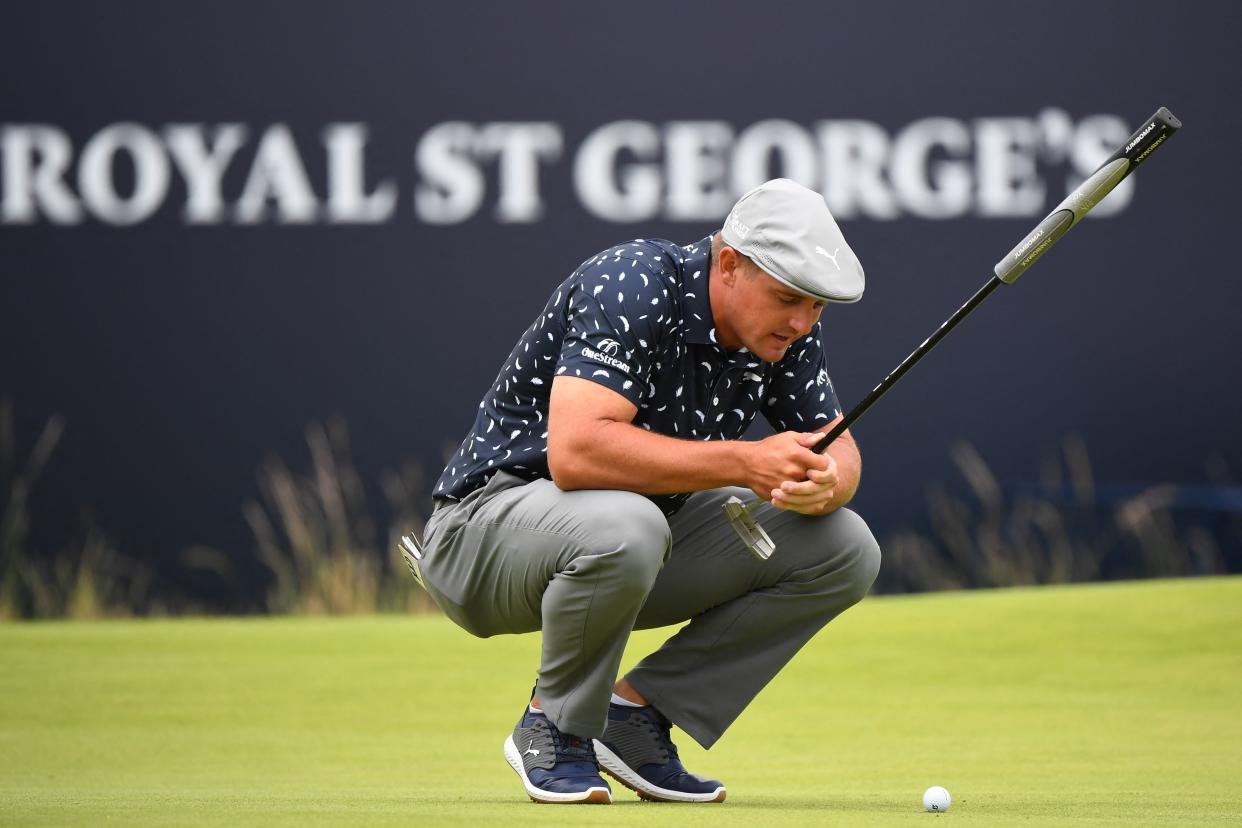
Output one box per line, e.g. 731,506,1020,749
744,431,839,514
772,433,840,514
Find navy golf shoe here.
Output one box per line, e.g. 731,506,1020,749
503,707,612,804
594,703,726,803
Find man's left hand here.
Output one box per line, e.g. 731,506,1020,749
770,432,839,515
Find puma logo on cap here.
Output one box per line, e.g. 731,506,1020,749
815,245,841,270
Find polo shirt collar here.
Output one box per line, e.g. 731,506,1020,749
680,235,719,346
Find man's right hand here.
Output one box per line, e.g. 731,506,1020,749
743,431,832,502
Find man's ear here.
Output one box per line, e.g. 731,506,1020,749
718,245,740,287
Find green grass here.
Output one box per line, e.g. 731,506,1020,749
2,577,1240,826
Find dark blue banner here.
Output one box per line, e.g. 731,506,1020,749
3,1,1239,604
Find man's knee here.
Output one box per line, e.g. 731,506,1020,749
782,508,881,604
834,509,882,603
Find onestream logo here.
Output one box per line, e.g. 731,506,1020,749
582,339,630,371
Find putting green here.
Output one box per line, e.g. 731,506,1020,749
2,577,1239,826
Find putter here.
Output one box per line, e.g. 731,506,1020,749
726,106,1182,560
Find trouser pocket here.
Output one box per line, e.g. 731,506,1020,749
418,471,533,636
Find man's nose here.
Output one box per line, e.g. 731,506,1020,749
791,305,821,335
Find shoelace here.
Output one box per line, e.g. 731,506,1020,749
552,730,599,767
637,709,679,763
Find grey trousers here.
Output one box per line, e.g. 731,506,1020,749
419,471,881,749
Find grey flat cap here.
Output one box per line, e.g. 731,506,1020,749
720,178,864,303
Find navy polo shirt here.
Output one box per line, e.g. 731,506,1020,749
433,235,843,515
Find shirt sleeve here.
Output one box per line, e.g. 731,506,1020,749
762,321,843,432
555,258,672,407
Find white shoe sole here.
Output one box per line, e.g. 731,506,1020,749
503,735,612,804
593,740,727,803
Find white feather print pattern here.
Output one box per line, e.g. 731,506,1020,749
432,235,835,509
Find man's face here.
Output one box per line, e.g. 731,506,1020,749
716,253,825,363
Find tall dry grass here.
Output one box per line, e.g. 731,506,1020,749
4,395,1233,616
244,417,433,615
878,435,1232,593
1,399,156,619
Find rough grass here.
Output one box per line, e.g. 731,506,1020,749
2,577,1240,826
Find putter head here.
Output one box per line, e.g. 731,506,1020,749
723,496,776,561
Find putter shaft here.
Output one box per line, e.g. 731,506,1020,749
723,107,1182,559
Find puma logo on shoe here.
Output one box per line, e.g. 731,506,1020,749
505,709,613,804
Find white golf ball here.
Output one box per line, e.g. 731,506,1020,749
923,785,951,812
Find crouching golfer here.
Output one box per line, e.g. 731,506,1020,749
409,179,881,804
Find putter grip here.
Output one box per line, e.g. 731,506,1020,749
994,107,1181,284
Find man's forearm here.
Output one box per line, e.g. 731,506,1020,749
549,419,751,495
546,376,862,506
550,417,862,511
